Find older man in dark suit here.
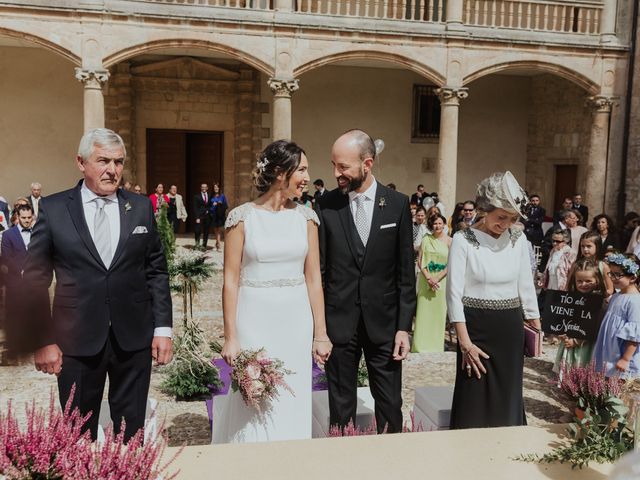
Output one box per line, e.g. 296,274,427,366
316,129,416,434
23,128,172,440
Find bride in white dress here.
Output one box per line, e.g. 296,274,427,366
213,140,332,444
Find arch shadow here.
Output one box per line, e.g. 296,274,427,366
294,50,446,86
463,60,600,94
103,38,274,76
0,27,80,65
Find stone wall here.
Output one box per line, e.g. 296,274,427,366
625,5,640,214
526,74,592,213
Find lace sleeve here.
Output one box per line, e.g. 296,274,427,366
297,205,320,226
225,203,251,229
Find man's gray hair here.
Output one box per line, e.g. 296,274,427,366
77,128,126,161
30,182,41,189
560,209,580,221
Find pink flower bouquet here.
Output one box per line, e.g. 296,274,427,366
231,348,294,412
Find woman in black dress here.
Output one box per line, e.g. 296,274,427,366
446,171,541,429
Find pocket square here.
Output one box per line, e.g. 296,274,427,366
132,226,148,234
380,223,397,229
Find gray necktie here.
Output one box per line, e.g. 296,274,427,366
94,197,112,267
354,195,369,246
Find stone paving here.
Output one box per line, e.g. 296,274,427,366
0,239,573,446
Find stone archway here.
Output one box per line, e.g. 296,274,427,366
0,27,80,65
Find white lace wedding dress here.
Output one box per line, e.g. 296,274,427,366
212,202,317,443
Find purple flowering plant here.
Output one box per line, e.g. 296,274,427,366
0,386,180,479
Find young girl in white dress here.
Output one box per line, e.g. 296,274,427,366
213,141,332,443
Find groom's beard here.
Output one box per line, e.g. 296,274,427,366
337,169,367,194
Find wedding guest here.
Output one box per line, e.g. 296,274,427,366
461,201,477,227
10,198,30,226
540,228,575,291
561,209,588,256
133,184,142,194
552,258,605,374
210,183,228,252
573,193,589,226
423,192,446,217
449,202,464,235
386,183,396,191
410,184,425,206
413,206,428,253
313,179,326,204
0,197,9,232
446,171,539,429
621,212,640,252
593,254,640,379
524,194,545,246
22,128,172,440
413,213,451,352
122,181,132,191
0,204,34,353
193,183,212,249
149,183,169,214
553,197,573,224
167,185,188,233
577,230,614,297
591,214,619,255
27,182,42,220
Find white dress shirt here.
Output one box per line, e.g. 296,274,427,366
80,181,171,338
20,227,32,249
31,195,40,218
348,177,377,231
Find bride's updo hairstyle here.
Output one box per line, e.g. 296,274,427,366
253,140,306,194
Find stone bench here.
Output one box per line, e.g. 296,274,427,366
312,387,376,437
412,385,454,431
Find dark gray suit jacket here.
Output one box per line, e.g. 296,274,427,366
23,181,172,355
316,183,416,345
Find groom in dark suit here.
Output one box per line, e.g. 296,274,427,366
316,129,416,433
22,128,172,440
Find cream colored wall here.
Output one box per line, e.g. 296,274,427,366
458,75,531,201
292,66,439,196
292,66,530,205
0,46,83,205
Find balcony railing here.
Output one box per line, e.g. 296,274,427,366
463,0,601,34
119,0,606,34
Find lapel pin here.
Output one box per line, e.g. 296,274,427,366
378,197,386,209
124,202,132,213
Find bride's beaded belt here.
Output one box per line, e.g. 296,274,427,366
461,296,521,310
239,276,305,288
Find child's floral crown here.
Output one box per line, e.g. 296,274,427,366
606,253,640,276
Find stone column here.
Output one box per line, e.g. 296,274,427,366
600,0,617,44
585,95,615,214
75,68,110,132
435,86,468,214
446,0,465,32
268,78,299,140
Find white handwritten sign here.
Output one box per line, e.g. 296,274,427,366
542,290,603,341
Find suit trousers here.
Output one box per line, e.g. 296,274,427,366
57,329,152,441
194,214,211,247
325,319,403,433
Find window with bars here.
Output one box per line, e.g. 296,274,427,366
411,85,440,142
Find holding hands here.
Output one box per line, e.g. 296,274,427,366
313,337,332,365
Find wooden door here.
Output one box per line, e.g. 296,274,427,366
146,130,187,198
187,132,224,230
553,164,577,211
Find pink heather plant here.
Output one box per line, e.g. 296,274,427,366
230,348,294,413
328,414,426,437
558,361,624,411
0,387,180,480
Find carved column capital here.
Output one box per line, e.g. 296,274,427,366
75,68,110,88
268,78,299,98
586,95,617,113
435,87,469,105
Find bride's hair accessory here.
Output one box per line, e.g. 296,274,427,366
256,157,269,173
476,171,530,219
606,253,640,277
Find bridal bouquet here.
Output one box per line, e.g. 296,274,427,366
231,348,294,412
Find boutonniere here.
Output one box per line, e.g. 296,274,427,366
378,197,386,209
124,202,132,213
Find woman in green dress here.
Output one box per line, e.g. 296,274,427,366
412,213,451,352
